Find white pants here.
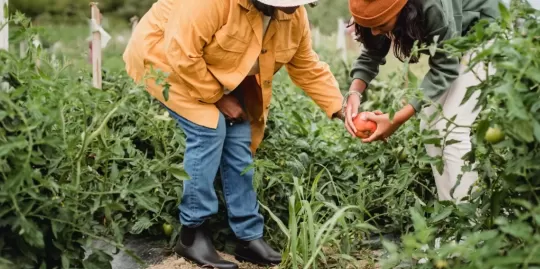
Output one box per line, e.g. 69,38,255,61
419,52,494,203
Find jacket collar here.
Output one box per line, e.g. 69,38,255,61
237,0,294,20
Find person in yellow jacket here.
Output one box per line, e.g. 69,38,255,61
123,0,344,268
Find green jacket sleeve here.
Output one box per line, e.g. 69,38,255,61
349,39,391,86
410,3,461,112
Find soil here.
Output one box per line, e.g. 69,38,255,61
146,253,277,269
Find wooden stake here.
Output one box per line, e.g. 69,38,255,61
0,0,8,51
20,41,27,58
91,2,102,89
130,16,139,35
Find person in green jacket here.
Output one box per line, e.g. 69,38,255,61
344,0,499,203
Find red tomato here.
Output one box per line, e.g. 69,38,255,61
353,112,377,139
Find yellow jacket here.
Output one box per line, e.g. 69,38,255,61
123,0,343,153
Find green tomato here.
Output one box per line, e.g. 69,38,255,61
399,151,408,161
485,127,504,143
162,223,173,236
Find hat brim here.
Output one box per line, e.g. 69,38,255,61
257,0,318,7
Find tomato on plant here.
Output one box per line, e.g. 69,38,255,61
435,260,448,268
353,112,377,139
163,223,173,236
399,150,408,161
485,127,504,143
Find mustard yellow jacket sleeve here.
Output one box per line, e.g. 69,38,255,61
163,0,226,104
285,11,344,118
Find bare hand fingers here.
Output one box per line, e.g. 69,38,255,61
362,131,383,143
346,106,357,134
345,121,356,137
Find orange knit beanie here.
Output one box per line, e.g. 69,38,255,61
349,0,408,28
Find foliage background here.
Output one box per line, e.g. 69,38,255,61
10,0,351,34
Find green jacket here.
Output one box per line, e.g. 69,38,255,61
350,0,500,111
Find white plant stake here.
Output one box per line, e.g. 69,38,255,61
91,2,102,89
0,0,8,51
336,18,347,64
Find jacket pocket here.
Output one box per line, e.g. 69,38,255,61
203,30,249,65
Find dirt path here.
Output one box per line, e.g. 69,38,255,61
147,252,278,269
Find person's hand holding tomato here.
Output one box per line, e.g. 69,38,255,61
344,78,416,142
356,105,416,143
359,111,401,143
344,79,366,136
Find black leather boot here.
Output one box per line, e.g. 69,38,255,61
234,238,282,265
174,225,238,269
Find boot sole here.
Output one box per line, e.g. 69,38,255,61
175,247,238,269
234,254,281,266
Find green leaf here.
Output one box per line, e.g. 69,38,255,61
499,222,533,240
407,69,418,89
129,177,158,193
381,240,398,253
110,162,119,180
409,207,427,230
430,206,453,223
514,185,531,192
476,120,490,143
130,216,153,234
170,164,190,180
445,139,460,146
61,254,70,269
422,137,441,146
162,83,170,101
498,2,511,27
0,139,28,157
533,120,540,142
495,82,528,120
510,120,534,142
106,202,127,212
135,195,160,212
0,257,14,266
525,67,540,83
83,250,113,269
19,219,45,249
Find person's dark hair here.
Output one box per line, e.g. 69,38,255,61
349,0,425,63
251,0,275,16
251,0,318,17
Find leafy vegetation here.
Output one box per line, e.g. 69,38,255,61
1,1,540,269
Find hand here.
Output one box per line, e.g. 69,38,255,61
362,105,416,143
215,95,247,122
344,79,367,137
361,111,402,143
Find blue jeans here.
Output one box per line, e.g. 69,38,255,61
167,108,264,241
